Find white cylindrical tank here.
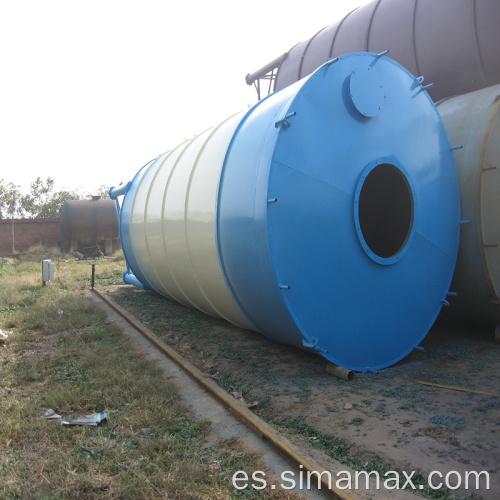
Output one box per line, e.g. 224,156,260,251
121,111,254,330
437,84,500,327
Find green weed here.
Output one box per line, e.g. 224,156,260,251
430,415,466,431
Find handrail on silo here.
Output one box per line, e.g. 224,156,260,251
245,53,288,86
245,53,289,100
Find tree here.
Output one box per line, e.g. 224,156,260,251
20,177,81,219
0,179,22,219
0,180,23,253
94,184,111,199
1,177,112,219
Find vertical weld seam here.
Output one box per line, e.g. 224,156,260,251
274,51,289,93
143,155,170,292
183,116,244,321
473,0,487,78
295,44,302,84
329,8,357,59
160,143,198,307
183,130,215,314
477,97,500,296
365,0,383,51
132,160,159,290
298,26,328,80
412,0,421,76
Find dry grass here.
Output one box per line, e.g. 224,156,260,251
0,247,277,499
14,244,65,263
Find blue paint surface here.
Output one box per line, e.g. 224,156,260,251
218,53,460,370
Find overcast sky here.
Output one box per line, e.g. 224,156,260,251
1,0,371,195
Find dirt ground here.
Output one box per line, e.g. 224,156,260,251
110,287,499,499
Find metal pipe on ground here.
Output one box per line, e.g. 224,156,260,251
326,363,355,382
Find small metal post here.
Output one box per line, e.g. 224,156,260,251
91,264,95,289
11,212,15,255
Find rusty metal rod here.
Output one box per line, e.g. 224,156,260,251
326,363,355,381
417,380,492,396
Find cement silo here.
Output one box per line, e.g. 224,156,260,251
112,53,460,371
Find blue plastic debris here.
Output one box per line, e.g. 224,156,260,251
62,411,108,426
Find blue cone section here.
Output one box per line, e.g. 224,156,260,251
217,53,460,370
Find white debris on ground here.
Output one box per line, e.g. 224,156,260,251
43,409,62,420
0,330,8,344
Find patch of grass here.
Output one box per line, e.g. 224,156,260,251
114,291,219,339
430,415,466,432
349,417,364,426
0,257,11,275
111,250,125,262
445,436,461,447
476,398,498,413
0,248,276,499
380,384,420,400
379,384,431,413
256,395,271,410
293,381,313,402
0,305,20,316
15,244,64,263
216,371,240,391
430,374,476,389
399,402,416,411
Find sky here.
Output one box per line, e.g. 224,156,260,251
0,0,371,195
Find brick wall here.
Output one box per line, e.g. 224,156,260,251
0,218,61,256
